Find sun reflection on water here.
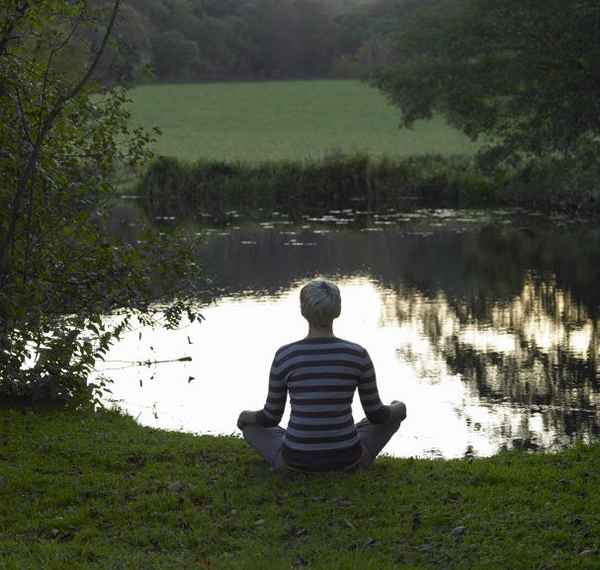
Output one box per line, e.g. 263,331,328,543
98,271,600,459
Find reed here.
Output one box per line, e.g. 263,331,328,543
138,153,493,221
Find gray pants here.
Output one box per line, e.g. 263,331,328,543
242,402,406,471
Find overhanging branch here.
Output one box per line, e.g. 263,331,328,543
0,0,122,279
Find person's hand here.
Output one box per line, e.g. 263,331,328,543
390,400,407,422
237,410,256,430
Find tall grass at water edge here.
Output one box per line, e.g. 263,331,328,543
137,153,600,220
138,154,493,220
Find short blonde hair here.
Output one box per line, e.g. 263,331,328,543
300,279,341,326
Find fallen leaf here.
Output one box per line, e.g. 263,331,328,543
127,455,146,467
335,498,352,508
579,549,597,557
412,511,421,531
295,527,307,537
452,526,466,542
168,481,187,494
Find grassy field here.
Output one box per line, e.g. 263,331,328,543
2,409,600,569
127,80,478,162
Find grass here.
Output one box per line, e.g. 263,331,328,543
138,154,494,221
124,80,600,215
127,80,478,162
2,409,600,569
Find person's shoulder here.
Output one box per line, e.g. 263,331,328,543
274,339,306,357
332,338,368,355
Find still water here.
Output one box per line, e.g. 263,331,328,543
99,209,600,458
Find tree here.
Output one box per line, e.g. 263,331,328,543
152,29,199,78
375,0,600,168
292,0,339,77
94,3,152,84
0,1,200,404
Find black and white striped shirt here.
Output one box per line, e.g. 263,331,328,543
256,337,390,471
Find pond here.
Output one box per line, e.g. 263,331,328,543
98,208,600,459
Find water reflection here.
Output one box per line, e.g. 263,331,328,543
99,212,600,458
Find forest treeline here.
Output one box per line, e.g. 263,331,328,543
97,0,424,82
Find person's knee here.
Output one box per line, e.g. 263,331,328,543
357,444,375,468
389,401,407,426
241,424,261,442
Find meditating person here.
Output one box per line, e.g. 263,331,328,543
237,278,407,472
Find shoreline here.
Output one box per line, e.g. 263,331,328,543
137,154,600,225
2,407,599,568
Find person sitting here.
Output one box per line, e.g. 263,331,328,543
237,278,407,472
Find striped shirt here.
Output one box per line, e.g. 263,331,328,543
256,337,390,471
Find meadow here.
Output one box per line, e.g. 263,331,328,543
2,409,599,569
127,80,479,162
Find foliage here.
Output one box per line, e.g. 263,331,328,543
92,0,421,82
151,30,199,79
138,153,491,222
375,0,600,171
0,2,202,405
3,409,600,568
333,0,427,78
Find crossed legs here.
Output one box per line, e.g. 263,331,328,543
242,401,407,470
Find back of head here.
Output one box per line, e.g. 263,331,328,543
300,279,341,326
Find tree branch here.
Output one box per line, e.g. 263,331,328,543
0,2,29,58
39,4,88,112
14,86,33,148
0,0,122,281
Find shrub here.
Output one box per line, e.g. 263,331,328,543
137,153,491,221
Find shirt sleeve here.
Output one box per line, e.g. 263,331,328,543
358,348,390,424
255,351,288,427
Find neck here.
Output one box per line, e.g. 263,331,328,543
306,323,335,339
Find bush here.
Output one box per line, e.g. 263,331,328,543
137,153,492,221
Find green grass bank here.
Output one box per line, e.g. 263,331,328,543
2,409,600,569
127,81,478,162
128,80,600,216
